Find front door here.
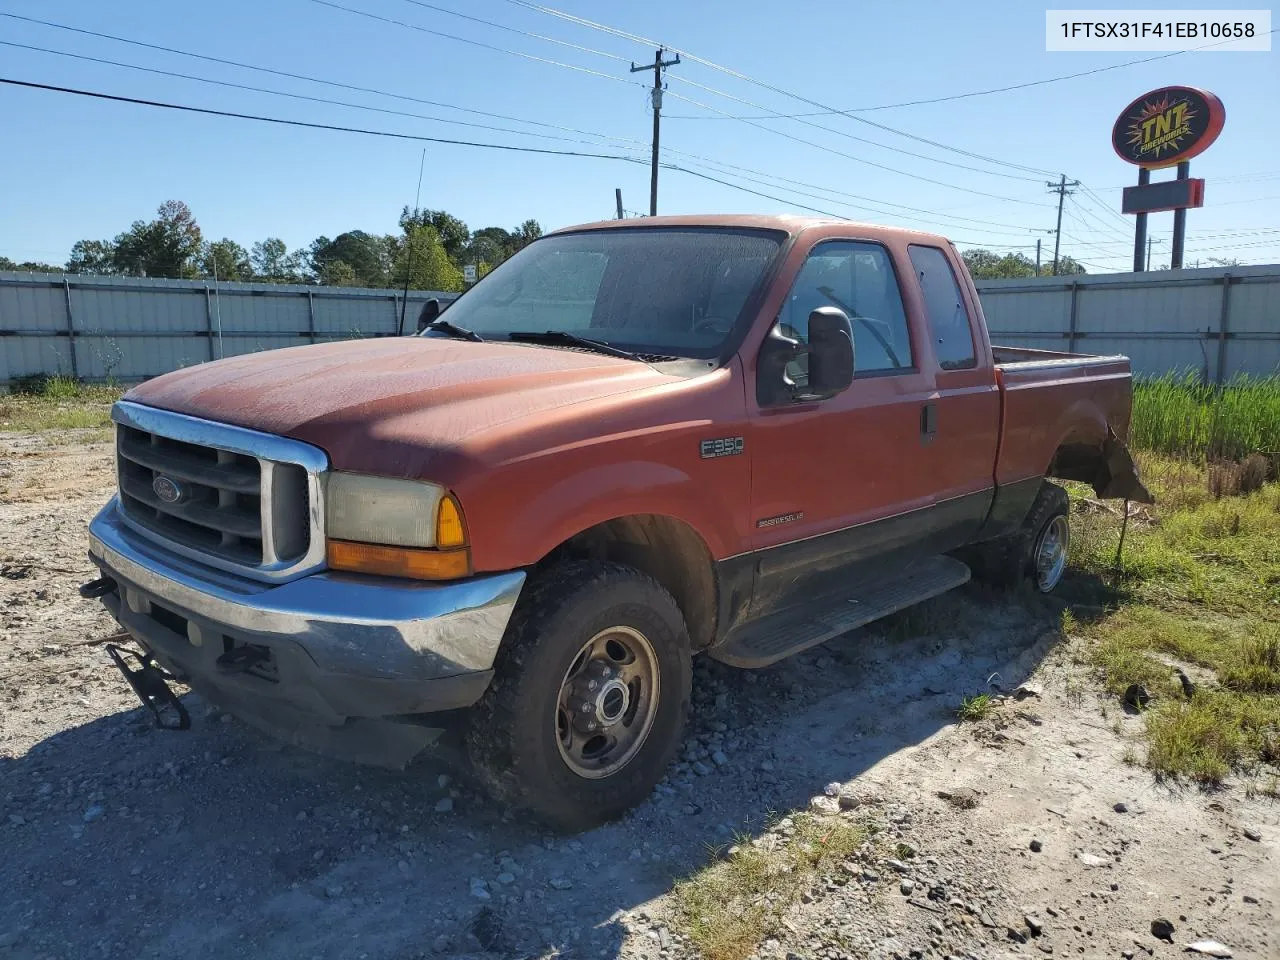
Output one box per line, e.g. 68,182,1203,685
745,239,937,615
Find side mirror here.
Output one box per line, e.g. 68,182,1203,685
416,298,441,333
756,323,800,407
804,307,854,399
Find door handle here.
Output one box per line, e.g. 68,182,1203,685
920,402,938,444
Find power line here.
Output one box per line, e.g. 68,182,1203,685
499,0,1062,178
664,87,1052,206
0,11,648,149
305,0,1055,197
392,0,632,62
662,72,1046,182
0,73,1035,239
0,12,1055,234
660,31,1277,118
303,0,643,88
0,40,651,150
0,76,652,161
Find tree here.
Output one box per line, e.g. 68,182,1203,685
1053,255,1087,276
308,230,393,287
112,200,204,278
401,207,470,263
513,218,542,251
66,239,119,274
394,225,464,292
961,249,1038,280
318,259,359,287
200,239,251,281
468,226,514,266
251,238,303,282
0,255,60,272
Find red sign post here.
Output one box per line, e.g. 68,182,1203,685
1112,86,1225,270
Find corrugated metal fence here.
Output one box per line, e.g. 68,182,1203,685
2,264,1277,385
0,271,457,385
976,263,1280,381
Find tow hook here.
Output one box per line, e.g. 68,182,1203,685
79,576,116,599
106,644,191,731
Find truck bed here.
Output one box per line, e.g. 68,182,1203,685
990,344,1140,498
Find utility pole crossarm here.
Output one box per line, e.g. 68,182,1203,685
630,48,680,217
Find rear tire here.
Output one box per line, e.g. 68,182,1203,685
466,561,691,832
965,481,1070,593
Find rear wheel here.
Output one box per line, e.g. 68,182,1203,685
965,481,1071,593
466,561,691,831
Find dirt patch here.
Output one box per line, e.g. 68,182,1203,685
0,432,1276,960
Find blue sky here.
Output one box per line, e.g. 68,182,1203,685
1,0,1276,271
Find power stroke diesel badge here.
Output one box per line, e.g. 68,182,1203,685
700,437,744,459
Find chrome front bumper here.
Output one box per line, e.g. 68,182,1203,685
87,497,525,765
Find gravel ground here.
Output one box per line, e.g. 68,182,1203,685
1,430,1276,960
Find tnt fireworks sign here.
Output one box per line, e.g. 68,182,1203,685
1112,86,1225,169
1114,86,1225,271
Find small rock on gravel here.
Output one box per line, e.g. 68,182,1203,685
434,797,453,813
1150,918,1175,942
468,878,490,900
837,789,860,811
1185,942,1232,958
1029,838,1043,852
548,877,573,891
1025,914,1043,937
82,805,104,824
809,795,840,815
1113,802,1129,813
1077,852,1108,867
900,878,915,896
1242,826,1262,842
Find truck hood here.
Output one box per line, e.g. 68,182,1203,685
124,337,677,475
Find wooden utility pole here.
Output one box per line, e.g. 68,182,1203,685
1035,238,1041,276
615,188,624,220
1046,173,1080,275
630,48,680,216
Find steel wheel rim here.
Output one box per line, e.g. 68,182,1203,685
555,625,660,780
1034,514,1070,592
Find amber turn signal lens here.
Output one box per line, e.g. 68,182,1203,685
435,494,467,549
326,540,471,581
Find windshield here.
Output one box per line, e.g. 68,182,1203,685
424,227,784,359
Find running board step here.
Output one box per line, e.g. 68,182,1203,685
709,555,971,668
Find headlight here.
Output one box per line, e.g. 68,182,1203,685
325,473,470,580
326,473,444,547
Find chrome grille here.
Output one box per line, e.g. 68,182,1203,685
111,401,328,583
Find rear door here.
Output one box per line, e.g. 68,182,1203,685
905,244,1000,548
745,239,938,613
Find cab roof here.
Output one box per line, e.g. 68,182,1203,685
550,213,953,247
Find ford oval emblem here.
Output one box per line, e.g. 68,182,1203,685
152,474,185,504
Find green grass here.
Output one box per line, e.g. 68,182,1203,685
956,693,995,722
1070,448,1280,786
0,376,122,432
672,814,869,960
1132,373,1280,462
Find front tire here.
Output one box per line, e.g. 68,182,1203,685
466,561,691,831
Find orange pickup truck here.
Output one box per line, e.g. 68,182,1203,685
83,215,1149,829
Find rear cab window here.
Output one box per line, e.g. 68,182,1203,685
907,245,977,371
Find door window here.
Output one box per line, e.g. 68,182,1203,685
907,245,977,370
777,241,913,380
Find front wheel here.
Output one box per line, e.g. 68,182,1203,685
465,561,691,831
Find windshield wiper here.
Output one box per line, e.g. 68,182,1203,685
425,319,484,342
506,330,640,361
